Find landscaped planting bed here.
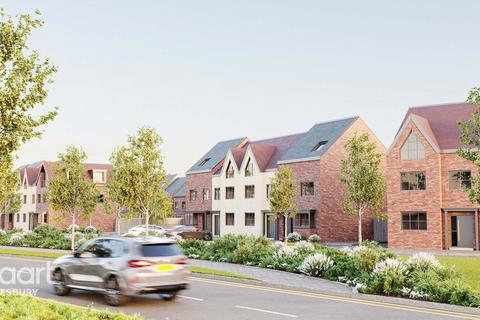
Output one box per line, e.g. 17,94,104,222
0,225,101,250
178,234,480,308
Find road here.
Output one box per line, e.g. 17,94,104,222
0,256,479,320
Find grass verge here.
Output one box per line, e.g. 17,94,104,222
0,248,65,259
188,265,258,281
0,294,142,320
437,257,480,291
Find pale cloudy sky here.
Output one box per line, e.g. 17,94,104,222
3,1,480,174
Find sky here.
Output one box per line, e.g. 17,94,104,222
3,0,480,174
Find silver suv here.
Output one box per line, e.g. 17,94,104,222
51,236,189,306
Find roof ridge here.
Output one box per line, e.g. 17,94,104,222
251,131,306,143
408,102,474,110
311,115,359,127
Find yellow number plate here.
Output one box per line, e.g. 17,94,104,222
156,264,174,271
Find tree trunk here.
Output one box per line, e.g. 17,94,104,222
145,211,149,235
71,214,76,252
358,209,363,245
117,213,121,235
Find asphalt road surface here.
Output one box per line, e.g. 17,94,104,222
0,255,479,320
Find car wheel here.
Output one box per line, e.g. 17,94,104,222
104,276,129,306
160,291,178,301
53,269,71,296
203,233,212,241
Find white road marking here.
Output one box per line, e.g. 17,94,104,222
235,305,298,318
177,295,204,302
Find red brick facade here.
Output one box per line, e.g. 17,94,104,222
185,172,213,213
387,121,479,250
285,118,385,242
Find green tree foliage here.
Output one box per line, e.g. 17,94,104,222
0,8,57,215
108,127,172,233
269,166,298,241
340,133,386,244
46,146,99,251
457,87,480,204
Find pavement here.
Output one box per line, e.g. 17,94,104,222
1,255,480,320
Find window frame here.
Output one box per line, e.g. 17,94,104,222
226,161,235,179
245,158,253,177
401,212,427,230
400,132,425,160
225,212,235,226
189,189,197,201
300,182,315,196
214,188,220,200
202,188,209,201
225,187,235,200
400,171,426,191
245,185,255,199
449,170,472,190
245,212,255,226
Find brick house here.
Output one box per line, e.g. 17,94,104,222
184,138,248,231
0,161,115,232
165,175,187,217
386,103,479,250
187,117,384,242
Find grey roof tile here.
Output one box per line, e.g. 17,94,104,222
187,137,246,174
279,117,358,163
166,176,186,196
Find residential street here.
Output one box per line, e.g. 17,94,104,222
1,256,480,320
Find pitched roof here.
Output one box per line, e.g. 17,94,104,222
230,148,247,169
250,144,277,171
187,137,247,174
165,176,186,197
251,133,306,170
279,117,358,163
398,103,476,150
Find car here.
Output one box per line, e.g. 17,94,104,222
126,225,164,237
166,225,213,241
51,236,190,306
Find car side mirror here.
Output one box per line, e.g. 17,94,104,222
73,251,81,258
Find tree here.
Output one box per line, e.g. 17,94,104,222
0,8,57,217
269,166,298,241
0,8,57,158
340,132,386,244
107,126,172,234
46,146,99,251
457,87,480,204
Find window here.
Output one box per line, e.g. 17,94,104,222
214,188,220,200
181,201,186,210
226,161,234,179
174,202,179,209
294,213,310,227
402,212,427,230
311,140,328,152
23,195,27,204
245,185,255,199
400,132,425,160
301,182,314,196
23,213,26,223
245,213,255,226
245,158,253,176
16,214,19,222
199,158,211,167
401,172,426,190
203,188,209,200
266,184,272,198
37,194,41,203
184,212,194,225
226,187,235,199
93,170,106,183
142,243,183,257
189,190,197,201
226,213,235,226
43,213,48,223
32,195,35,204
449,171,472,190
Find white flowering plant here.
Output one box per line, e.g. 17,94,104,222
308,234,321,243
299,253,334,277
406,252,440,273
286,232,303,242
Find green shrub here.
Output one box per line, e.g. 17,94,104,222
323,248,363,282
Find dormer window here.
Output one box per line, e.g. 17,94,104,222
245,158,253,177
199,158,211,167
92,170,106,183
400,132,425,160
311,141,328,152
226,161,234,179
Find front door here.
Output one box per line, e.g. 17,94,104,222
265,214,278,240
457,215,475,248
213,214,220,237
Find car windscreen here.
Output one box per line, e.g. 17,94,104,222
141,243,183,257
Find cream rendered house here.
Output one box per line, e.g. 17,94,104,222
211,134,304,238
